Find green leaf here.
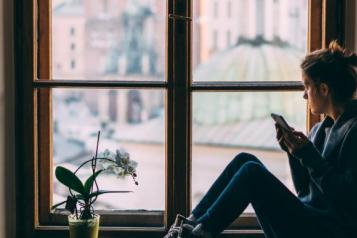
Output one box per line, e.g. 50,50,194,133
84,169,104,197
55,166,85,195
51,200,67,210
88,190,132,199
75,194,85,200
64,196,77,213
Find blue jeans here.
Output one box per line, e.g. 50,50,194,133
191,153,334,238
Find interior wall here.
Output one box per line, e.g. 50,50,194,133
345,0,357,52
0,0,15,237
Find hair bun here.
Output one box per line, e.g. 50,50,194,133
328,40,357,67
302,40,357,103
329,40,345,54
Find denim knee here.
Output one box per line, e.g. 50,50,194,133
234,161,267,184
230,152,262,168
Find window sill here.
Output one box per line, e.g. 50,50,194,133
33,226,265,238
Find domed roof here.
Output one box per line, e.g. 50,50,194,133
194,43,304,82
102,42,308,149
193,43,306,127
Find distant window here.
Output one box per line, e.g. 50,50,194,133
227,1,232,18
70,59,76,69
214,1,219,17
213,30,218,50
227,30,231,47
70,27,75,36
108,90,117,121
56,63,62,71
104,0,109,13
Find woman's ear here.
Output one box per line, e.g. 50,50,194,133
319,83,329,97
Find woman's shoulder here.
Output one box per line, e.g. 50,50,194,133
310,121,322,132
340,116,357,143
346,117,357,133
307,120,325,138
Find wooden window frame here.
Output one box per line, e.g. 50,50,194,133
14,0,344,237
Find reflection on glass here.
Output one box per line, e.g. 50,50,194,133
191,92,307,213
52,0,166,81
52,89,165,211
193,0,308,81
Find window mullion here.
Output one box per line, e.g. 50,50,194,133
37,0,53,226
306,0,323,130
166,0,191,227
33,80,168,89
191,81,304,91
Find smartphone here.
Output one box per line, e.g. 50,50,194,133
271,113,292,132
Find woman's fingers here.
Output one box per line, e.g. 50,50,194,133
282,130,310,154
292,131,308,140
275,123,309,153
283,137,294,151
278,138,287,148
275,124,310,154
275,124,283,138
292,131,309,146
276,123,290,137
275,124,291,152
277,134,285,144
283,130,294,142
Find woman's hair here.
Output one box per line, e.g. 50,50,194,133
300,40,357,104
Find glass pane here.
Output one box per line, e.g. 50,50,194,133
193,0,308,81
52,0,166,81
52,88,165,211
191,91,306,214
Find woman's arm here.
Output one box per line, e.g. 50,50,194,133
275,123,314,197
288,153,310,198
291,126,357,210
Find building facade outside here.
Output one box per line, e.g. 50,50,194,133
52,0,308,212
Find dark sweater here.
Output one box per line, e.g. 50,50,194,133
288,100,357,237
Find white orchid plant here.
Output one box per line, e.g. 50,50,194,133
51,132,138,220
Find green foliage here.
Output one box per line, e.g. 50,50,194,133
52,152,138,220
55,166,86,195
87,190,132,199
84,169,104,197
51,133,138,220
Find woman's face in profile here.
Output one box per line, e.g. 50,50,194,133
302,73,327,115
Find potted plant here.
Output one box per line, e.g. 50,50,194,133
51,132,138,238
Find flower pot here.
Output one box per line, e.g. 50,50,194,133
68,214,100,238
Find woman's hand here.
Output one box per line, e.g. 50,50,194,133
275,124,309,155
275,123,289,152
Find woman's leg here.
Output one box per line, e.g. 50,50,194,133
192,152,263,220
252,184,334,238
196,161,334,238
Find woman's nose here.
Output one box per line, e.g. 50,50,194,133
303,92,308,99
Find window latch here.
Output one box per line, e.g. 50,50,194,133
168,14,192,21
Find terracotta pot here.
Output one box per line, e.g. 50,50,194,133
68,214,100,238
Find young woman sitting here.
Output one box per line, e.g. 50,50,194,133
164,41,357,238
